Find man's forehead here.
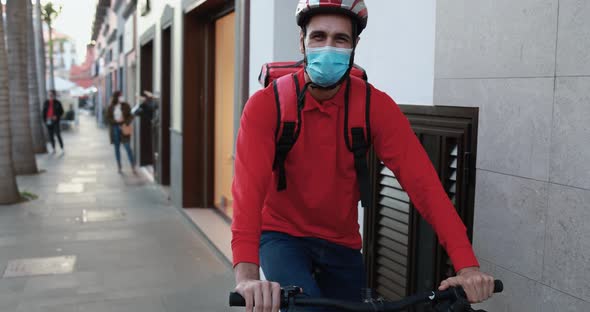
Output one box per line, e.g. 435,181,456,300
306,14,353,36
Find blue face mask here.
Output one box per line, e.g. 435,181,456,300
305,46,353,87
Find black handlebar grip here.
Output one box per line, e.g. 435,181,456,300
229,292,246,307
494,280,503,293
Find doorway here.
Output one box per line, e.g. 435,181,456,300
139,40,154,166
182,0,235,209
159,26,172,186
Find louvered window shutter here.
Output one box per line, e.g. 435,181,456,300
364,105,479,300
373,164,410,299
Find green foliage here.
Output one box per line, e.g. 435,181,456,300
20,191,39,201
41,2,62,27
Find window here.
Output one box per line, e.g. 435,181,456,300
119,35,124,53
140,0,151,16
119,67,124,92
364,105,479,300
106,49,113,63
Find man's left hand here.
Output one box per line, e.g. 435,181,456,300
438,267,495,303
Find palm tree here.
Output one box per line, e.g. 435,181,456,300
6,0,38,175
41,2,62,92
34,0,48,106
0,3,21,204
35,0,49,148
27,0,47,154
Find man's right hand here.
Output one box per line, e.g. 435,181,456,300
235,279,281,312
234,263,281,312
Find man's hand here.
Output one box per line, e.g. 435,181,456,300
234,262,281,312
438,266,495,303
235,279,281,312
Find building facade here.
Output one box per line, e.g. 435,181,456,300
44,29,77,81
69,44,96,89
90,0,137,128
90,0,589,310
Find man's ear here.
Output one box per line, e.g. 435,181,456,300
299,29,305,54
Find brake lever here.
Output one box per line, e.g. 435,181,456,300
431,287,476,312
449,296,470,312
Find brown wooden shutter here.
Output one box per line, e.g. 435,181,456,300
364,105,479,300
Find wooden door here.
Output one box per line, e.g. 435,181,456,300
213,12,235,217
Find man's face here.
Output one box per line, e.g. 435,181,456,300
300,14,355,52
49,92,55,100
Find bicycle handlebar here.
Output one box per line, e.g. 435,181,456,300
229,280,503,311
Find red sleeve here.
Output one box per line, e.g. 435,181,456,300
231,88,277,267
370,89,479,272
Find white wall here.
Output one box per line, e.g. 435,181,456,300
248,0,300,96
248,0,274,96
273,2,303,62
354,0,436,105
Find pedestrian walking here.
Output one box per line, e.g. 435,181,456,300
106,91,136,174
42,89,65,153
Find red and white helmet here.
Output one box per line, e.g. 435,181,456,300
296,0,368,34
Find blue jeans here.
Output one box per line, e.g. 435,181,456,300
112,125,134,169
260,231,366,312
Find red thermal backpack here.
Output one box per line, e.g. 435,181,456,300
258,60,372,208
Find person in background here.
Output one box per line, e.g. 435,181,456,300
134,90,156,120
64,104,75,121
106,90,136,174
42,89,65,153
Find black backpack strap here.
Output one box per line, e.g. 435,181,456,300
272,74,302,191
351,128,371,208
345,78,372,208
274,122,296,190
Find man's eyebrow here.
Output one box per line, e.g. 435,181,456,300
309,30,327,36
308,30,352,40
335,32,352,40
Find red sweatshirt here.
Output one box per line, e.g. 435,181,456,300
231,69,479,272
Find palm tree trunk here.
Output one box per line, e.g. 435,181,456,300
47,24,55,91
35,0,47,103
6,0,38,175
27,0,46,154
34,0,49,147
0,4,21,204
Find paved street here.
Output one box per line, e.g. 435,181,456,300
0,113,234,312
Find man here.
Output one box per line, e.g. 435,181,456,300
231,1,496,312
42,90,64,153
64,104,75,121
133,90,156,120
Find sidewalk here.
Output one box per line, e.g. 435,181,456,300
0,112,234,312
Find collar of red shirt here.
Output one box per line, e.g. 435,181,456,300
295,69,347,113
